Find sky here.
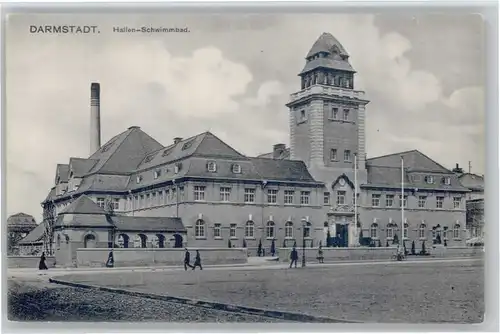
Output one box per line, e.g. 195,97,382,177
5,13,485,222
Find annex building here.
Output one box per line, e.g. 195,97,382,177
21,33,472,262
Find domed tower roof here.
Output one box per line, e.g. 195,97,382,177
7,213,38,232
300,32,355,75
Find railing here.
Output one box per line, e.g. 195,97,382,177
290,85,366,102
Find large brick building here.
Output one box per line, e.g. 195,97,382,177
22,33,471,259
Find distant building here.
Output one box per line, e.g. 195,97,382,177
25,32,472,263
454,165,484,240
7,213,37,255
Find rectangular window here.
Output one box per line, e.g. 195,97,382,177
179,186,185,201
113,198,120,210
331,107,338,119
343,109,349,121
344,150,351,162
453,197,461,209
371,194,381,207
330,149,337,161
164,189,170,203
96,197,105,208
300,191,310,205
220,187,231,202
337,191,346,205
230,224,237,238
324,192,330,205
436,196,444,209
284,190,294,205
385,195,394,207
146,193,151,207
152,192,157,206
134,196,138,209
299,109,306,122
154,169,161,179
194,186,205,201
418,196,427,208
244,188,255,203
140,195,145,209
267,189,278,204
213,223,221,238
399,195,408,208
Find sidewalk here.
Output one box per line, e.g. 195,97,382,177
7,256,481,279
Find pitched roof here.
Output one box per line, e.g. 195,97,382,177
301,32,354,74
55,213,113,228
112,216,185,233
249,158,317,183
18,221,46,244
307,33,349,58
69,157,98,177
135,132,246,172
367,150,451,173
87,126,164,175
458,173,484,191
58,195,107,215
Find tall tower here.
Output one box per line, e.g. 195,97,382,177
90,82,102,155
286,33,369,186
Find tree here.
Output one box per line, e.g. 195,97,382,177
421,240,426,255
270,239,276,256
257,239,263,257
228,239,232,248
326,229,332,247
393,234,399,245
411,240,416,255
242,239,247,248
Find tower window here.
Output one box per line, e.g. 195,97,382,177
299,109,306,122
330,149,337,161
344,150,351,162
343,109,349,121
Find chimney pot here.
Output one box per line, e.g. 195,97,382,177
174,137,183,144
456,163,459,169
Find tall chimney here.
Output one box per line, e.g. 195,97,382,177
90,82,101,155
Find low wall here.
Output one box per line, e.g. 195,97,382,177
278,247,396,263
76,248,248,268
7,256,56,269
278,246,484,263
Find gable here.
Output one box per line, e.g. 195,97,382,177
331,173,355,190
192,132,246,159
59,195,107,215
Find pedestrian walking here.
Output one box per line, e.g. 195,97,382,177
289,247,298,268
317,245,324,263
38,252,48,270
184,248,193,270
192,250,203,270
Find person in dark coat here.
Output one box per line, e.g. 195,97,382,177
317,245,324,263
184,248,193,270
105,251,114,268
192,250,203,270
289,247,298,268
38,252,48,270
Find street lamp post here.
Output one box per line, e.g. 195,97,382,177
301,218,306,267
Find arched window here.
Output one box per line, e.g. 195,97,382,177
266,221,275,239
195,219,205,238
304,222,312,238
453,223,460,239
370,223,378,238
156,234,165,248
419,224,426,239
245,221,254,238
84,234,96,248
386,223,394,239
117,234,129,248
134,234,147,248
285,221,294,238
403,223,409,239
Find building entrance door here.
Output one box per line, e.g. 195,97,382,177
335,223,349,247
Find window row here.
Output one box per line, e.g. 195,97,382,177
328,107,352,122
125,187,185,210
194,220,313,239
370,194,462,209
368,223,462,240
96,197,120,210
330,149,352,162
